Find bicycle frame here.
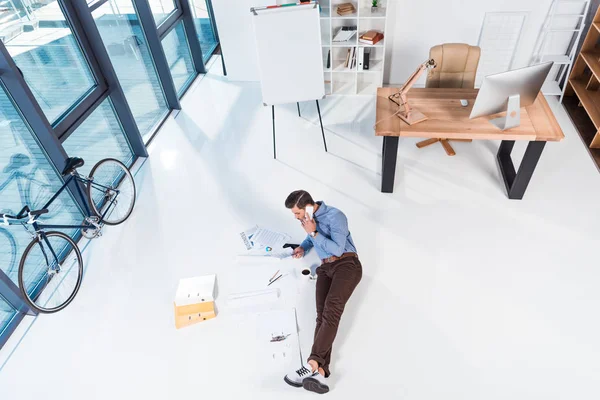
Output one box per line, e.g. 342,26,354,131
33,173,120,230
2,172,120,232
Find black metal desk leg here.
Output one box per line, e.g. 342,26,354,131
272,106,276,159
497,140,546,200
297,102,301,117
316,100,327,152
381,136,399,193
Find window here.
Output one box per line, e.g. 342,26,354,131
0,294,16,338
190,0,218,62
1,0,97,125
149,0,177,26
162,22,196,95
62,99,134,176
92,0,169,143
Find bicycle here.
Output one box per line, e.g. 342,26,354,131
0,157,136,314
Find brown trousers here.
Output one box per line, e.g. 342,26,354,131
308,256,362,377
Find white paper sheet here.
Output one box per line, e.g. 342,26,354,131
251,227,291,249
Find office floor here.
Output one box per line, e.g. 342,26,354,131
1,57,600,399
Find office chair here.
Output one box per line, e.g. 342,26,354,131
418,43,481,156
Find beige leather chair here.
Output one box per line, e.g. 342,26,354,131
418,43,481,156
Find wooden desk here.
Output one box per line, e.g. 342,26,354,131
376,88,564,199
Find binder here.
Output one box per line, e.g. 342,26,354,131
364,48,371,70
358,47,364,70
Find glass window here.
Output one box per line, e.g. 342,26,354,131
162,22,196,95
62,99,134,177
0,293,16,338
149,0,177,26
190,0,218,62
1,1,97,124
0,84,84,290
92,0,169,143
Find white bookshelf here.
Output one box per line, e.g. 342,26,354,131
320,0,388,95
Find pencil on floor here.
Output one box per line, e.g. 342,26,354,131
267,274,284,286
269,270,280,282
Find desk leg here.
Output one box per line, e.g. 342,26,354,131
497,140,546,200
381,136,399,193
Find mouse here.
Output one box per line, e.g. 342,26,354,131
460,99,469,107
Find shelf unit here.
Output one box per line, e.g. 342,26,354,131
563,4,600,170
320,0,388,95
531,0,590,99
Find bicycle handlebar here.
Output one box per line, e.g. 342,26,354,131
1,206,28,220
0,206,47,221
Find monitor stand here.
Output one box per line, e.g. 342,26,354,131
489,94,520,131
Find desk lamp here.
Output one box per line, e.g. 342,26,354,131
389,59,436,125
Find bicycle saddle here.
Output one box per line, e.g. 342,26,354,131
61,157,85,175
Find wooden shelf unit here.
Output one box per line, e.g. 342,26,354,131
564,4,600,170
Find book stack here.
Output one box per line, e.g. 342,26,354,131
359,30,384,45
174,274,217,329
337,2,356,16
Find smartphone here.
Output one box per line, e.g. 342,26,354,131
305,205,314,220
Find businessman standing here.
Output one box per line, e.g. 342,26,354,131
283,190,362,394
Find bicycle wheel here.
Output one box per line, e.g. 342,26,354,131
0,227,17,279
18,231,83,314
87,158,136,226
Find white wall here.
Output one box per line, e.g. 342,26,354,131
383,0,554,85
213,0,560,85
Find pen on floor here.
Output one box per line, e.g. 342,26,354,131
267,274,285,286
269,269,280,283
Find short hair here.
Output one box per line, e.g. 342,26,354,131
285,190,314,209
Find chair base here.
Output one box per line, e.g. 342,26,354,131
416,138,472,156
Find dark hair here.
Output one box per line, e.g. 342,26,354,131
285,190,314,209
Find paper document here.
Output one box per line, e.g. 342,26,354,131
251,227,291,249
240,226,258,250
237,247,293,263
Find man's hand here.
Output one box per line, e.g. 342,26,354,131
293,246,305,259
301,217,317,234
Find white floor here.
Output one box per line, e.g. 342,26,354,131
1,57,600,399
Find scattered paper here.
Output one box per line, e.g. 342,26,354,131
240,226,258,250
251,227,291,249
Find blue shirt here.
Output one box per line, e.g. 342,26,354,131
300,201,357,260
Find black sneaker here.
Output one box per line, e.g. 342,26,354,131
303,372,330,394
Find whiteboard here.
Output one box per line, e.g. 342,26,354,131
476,12,527,87
251,4,325,105
211,0,271,81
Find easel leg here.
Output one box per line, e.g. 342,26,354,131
297,102,301,117
272,106,276,159
316,100,327,152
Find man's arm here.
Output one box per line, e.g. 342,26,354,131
300,235,314,253
312,212,348,257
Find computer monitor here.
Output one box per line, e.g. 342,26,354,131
469,62,553,130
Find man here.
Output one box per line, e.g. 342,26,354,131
283,190,362,394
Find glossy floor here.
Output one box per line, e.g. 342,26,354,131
1,57,600,399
